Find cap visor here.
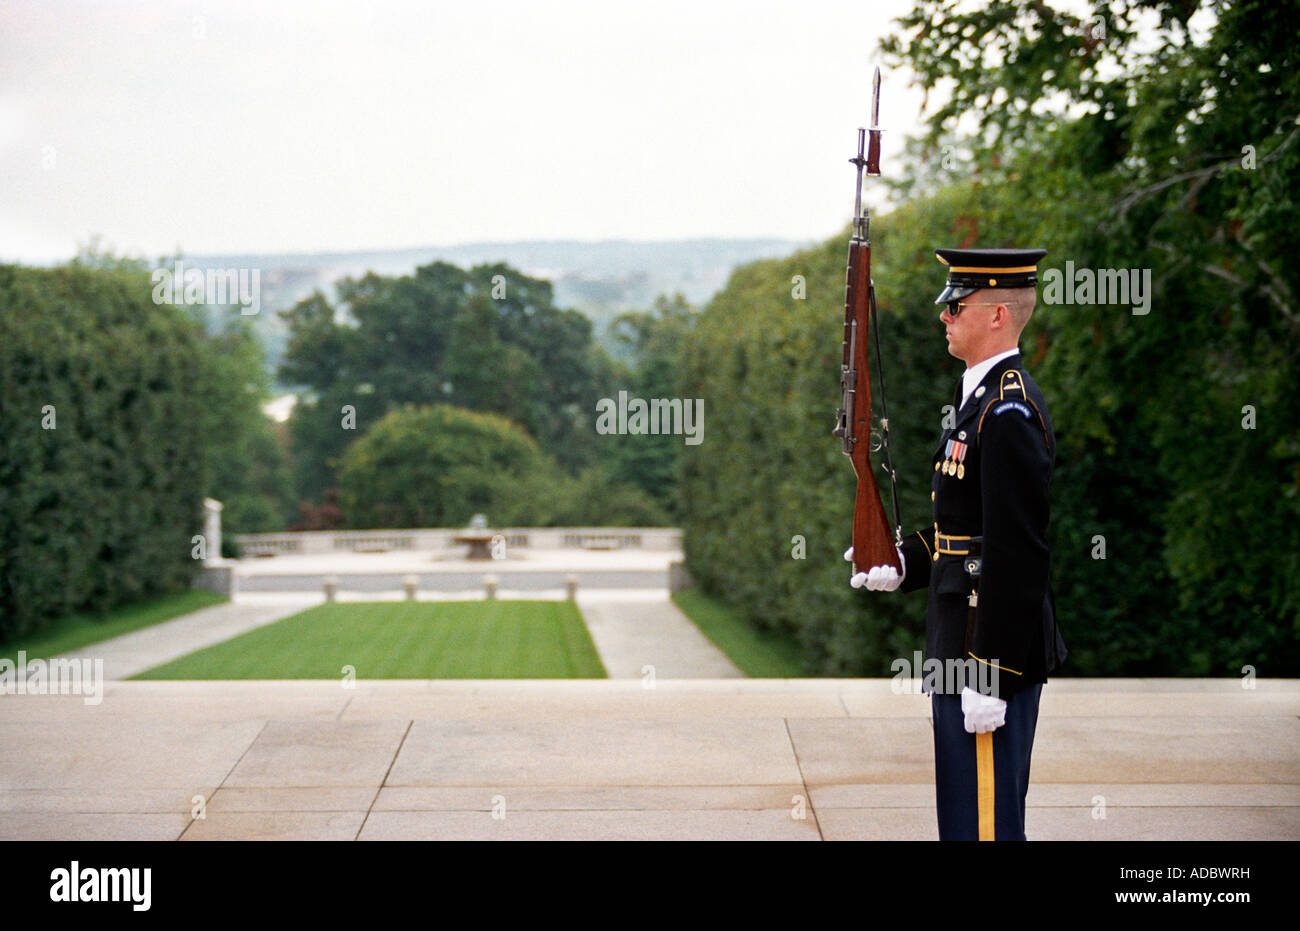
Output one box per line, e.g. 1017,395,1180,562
934,284,979,304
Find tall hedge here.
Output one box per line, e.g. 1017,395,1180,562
679,0,1300,679
680,193,992,675
0,264,208,640
680,172,1300,677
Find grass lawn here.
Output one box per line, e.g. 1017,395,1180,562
672,588,806,678
1,589,228,662
132,600,608,679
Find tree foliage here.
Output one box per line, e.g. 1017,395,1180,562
599,293,697,519
681,0,1299,675
0,265,209,639
194,316,294,536
280,261,604,507
336,404,669,528
337,405,554,528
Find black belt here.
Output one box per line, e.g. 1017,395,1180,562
935,531,982,556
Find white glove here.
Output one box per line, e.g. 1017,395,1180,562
961,686,1007,734
846,545,905,591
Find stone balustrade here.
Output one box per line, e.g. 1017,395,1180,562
234,527,682,556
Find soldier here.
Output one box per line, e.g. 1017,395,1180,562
848,247,1067,841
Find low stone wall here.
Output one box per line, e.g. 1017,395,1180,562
192,560,239,598
234,527,682,557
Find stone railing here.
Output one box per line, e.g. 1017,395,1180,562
234,527,682,556
561,532,642,550
332,532,416,552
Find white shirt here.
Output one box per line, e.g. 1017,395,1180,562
961,348,1021,410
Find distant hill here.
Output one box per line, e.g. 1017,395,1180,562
189,238,806,384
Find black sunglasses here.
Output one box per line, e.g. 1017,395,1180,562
946,300,1002,318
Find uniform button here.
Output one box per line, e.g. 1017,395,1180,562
934,461,940,471
932,552,939,562
930,492,935,501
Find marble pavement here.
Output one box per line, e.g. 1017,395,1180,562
0,678,1295,841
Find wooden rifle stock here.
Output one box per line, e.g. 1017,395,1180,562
837,240,901,573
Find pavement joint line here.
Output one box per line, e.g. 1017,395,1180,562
182,719,271,840
6,681,1294,839
784,717,822,841
357,719,413,841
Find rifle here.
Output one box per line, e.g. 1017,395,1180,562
833,67,903,574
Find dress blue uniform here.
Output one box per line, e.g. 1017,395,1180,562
897,248,1068,841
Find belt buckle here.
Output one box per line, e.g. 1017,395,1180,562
937,531,971,556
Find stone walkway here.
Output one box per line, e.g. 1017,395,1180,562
579,598,742,678
0,679,1295,840
51,598,319,680
43,590,737,681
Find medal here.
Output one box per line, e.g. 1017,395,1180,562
948,439,968,479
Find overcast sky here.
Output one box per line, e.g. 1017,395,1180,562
1,0,936,262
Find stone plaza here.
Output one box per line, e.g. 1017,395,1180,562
1,529,1296,841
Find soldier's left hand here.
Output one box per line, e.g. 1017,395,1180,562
960,686,1007,734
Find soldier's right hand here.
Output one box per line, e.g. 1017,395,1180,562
845,546,905,591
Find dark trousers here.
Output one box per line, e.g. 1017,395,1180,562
930,683,1043,840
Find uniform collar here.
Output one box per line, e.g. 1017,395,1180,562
961,348,1021,410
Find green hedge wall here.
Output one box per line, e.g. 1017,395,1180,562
679,200,969,675
0,264,208,641
680,177,1300,678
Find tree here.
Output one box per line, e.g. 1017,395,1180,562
599,293,697,518
279,260,607,508
881,0,1299,672
678,0,1298,674
336,405,559,528
194,314,294,535
0,263,208,639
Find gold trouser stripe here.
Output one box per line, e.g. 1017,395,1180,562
976,731,995,841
